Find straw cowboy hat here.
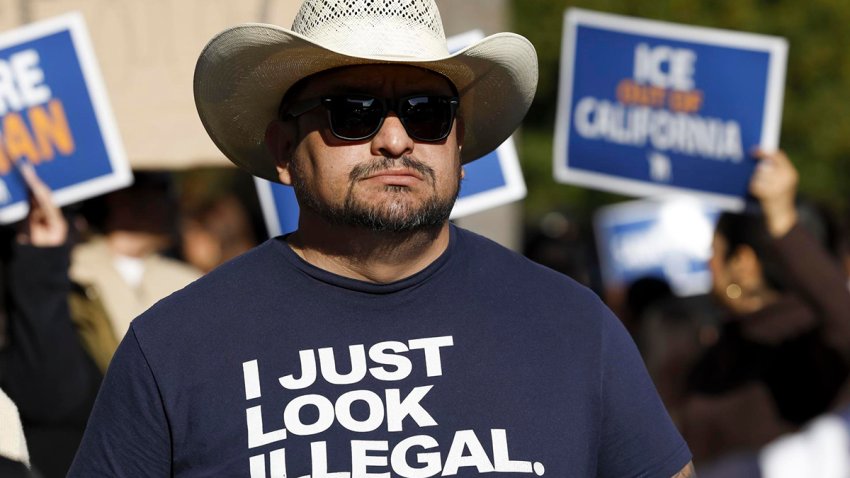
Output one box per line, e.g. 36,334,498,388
193,0,539,183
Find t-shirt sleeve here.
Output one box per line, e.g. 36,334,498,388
67,326,171,477
596,307,692,478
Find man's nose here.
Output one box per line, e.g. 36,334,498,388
370,112,414,159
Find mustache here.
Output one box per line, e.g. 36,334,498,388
349,156,436,183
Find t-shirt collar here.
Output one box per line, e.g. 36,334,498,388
274,225,457,294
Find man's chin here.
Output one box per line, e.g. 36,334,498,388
345,209,449,233
338,197,455,233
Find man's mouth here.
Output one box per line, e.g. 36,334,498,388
349,156,436,185
362,168,424,186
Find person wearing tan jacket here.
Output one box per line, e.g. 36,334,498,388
69,173,201,372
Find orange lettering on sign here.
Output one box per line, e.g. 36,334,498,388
3,112,40,164
668,89,704,113
30,99,75,160
0,134,8,174
0,99,76,172
616,79,666,108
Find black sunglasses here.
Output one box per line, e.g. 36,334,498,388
282,94,459,142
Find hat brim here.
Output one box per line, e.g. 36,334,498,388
194,23,538,183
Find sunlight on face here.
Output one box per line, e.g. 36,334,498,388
285,65,463,233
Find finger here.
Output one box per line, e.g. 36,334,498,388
19,162,51,204
750,150,775,181
18,160,40,188
753,148,792,166
17,161,61,221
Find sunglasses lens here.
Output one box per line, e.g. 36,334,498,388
401,96,455,141
321,95,457,142
328,96,384,140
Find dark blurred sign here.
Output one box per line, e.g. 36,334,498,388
0,12,131,223
554,8,787,211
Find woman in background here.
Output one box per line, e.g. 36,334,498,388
680,150,850,464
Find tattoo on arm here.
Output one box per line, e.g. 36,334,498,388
672,462,696,478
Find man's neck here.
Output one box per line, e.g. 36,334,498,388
286,214,451,284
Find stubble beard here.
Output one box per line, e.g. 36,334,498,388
291,155,461,233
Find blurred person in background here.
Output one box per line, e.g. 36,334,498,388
0,387,34,477
523,209,595,286
636,292,720,410
0,163,102,478
678,149,850,465
180,193,257,273
624,276,722,413
839,211,850,283
698,402,850,478
69,172,202,372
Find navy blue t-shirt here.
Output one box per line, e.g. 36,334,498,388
69,226,690,477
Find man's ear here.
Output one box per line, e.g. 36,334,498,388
456,116,465,182
455,115,465,148
265,120,295,185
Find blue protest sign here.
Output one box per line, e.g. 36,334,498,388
445,30,526,218
256,30,526,237
0,13,131,223
255,178,299,237
594,197,720,296
555,9,787,211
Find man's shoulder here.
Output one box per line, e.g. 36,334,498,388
175,238,281,287
130,239,288,330
455,226,590,288
453,226,605,313
145,254,203,283
454,226,536,268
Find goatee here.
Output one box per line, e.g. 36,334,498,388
291,155,461,233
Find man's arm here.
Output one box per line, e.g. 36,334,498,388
595,304,693,477
68,329,171,476
751,149,850,356
673,461,697,477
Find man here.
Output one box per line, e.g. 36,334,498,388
70,1,693,476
